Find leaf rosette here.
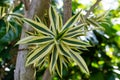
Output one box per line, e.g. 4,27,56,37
17,6,91,77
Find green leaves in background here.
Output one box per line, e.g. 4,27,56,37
0,2,23,79
0,6,23,53
17,6,90,77
0,6,23,32
0,5,23,53
0,0,10,7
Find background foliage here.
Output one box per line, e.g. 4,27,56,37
0,0,120,80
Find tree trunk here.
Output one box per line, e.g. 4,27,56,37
42,68,51,80
63,0,72,24
14,0,50,80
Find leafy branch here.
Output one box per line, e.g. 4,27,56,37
85,0,102,18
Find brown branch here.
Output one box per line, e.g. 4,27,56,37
85,0,102,18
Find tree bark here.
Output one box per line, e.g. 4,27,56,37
42,68,51,80
63,0,72,24
14,0,50,80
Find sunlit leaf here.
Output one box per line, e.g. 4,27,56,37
26,43,54,66
17,36,53,45
50,45,58,73
23,18,54,36
62,12,81,31
69,49,89,74
49,6,59,34
62,38,90,47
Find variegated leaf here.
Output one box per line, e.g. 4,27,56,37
16,36,53,45
34,15,41,23
64,31,84,37
58,15,63,31
61,12,81,31
86,18,101,27
26,43,54,66
67,24,85,33
62,38,90,47
55,56,63,78
80,14,87,25
36,57,45,67
9,13,24,18
50,45,58,73
49,6,59,34
69,49,89,75
57,43,70,58
23,18,54,36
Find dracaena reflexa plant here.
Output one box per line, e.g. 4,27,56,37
17,6,91,77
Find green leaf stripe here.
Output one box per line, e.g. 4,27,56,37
58,15,63,31
36,57,45,66
34,15,41,23
9,13,23,18
50,45,58,72
67,24,84,33
16,36,35,44
64,31,84,37
58,44,70,58
69,50,89,74
23,18,54,36
56,56,62,77
80,14,86,24
49,6,59,34
26,43,54,65
0,7,5,17
28,37,53,44
50,6,57,29
86,18,100,27
62,12,80,30
16,36,53,44
62,38,89,47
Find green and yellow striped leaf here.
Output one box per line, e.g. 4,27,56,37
34,15,41,23
23,18,54,36
36,57,45,67
9,13,24,18
16,36,53,45
62,12,81,31
49,6,59,34
50,45,58,73
62,38,90,47
80,14,87,24
57,43,70,58
58,15,63,31
0,7,6,17
67,24,85,33
56,56,63,78
26,43,54,66
86,18,101,27
69,49,89,75
64,31,84,38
